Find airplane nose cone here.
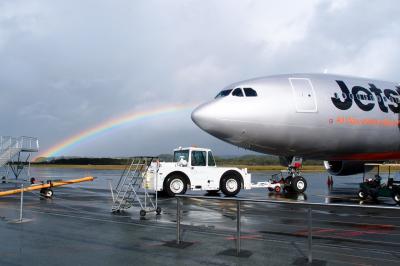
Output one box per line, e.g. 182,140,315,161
191,103,211,130
192,101,241,140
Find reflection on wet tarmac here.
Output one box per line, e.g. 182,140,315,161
2,167,399,206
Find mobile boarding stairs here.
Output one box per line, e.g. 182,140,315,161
0,136,39,180
111,157,161,217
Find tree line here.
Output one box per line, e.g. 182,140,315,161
34,154,323,166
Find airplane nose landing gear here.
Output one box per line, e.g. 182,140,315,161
291,176,307,193
284,157,308,193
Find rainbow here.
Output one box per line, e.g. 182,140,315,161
37,103,197,159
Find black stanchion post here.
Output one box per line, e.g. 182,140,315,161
176,197,181,245
308,207,312,263
236,200,241,256
19,184,24,222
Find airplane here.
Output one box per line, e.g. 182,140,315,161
191,73,400,193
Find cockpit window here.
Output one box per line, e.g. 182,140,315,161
232,88,244,97
215,89,233,99
244,88,257,97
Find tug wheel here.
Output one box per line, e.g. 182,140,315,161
165,175,187,197
274,186,281,193
140,210,146,217
221,174,241,196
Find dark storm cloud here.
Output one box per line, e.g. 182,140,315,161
0,0,399,157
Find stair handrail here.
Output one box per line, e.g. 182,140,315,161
0,136,13,151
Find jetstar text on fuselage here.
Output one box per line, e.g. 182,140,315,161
331,80,400,113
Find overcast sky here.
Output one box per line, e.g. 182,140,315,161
1,0,400,157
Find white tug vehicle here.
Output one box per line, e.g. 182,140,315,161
112,147,304,215
147,147,252,196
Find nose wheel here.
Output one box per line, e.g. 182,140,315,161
284,157,307,194
290,176,307,193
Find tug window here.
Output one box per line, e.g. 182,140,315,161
215,89,233,99
208,151,216,166
232,88,244,97
191,151,206,166
174,150,189,162
244,88,257,97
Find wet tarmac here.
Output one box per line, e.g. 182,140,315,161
0,168,400,265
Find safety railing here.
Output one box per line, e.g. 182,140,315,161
18,136,39,151
0,136,39,152
175,195,400,263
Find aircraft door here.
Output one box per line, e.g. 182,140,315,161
289,78,317,112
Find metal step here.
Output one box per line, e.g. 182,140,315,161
111,157,159,214
0,148,22,168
